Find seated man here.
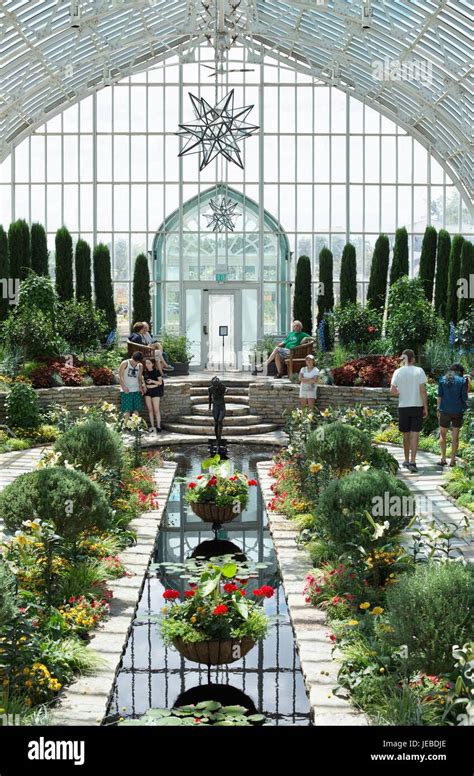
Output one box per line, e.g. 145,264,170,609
256,320,312,379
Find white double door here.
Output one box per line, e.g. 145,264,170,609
203,288,240,370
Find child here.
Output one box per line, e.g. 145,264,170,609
299,354,319,409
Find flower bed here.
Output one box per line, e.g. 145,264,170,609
266,409,474,726
332,355,400,387
0,412,163,721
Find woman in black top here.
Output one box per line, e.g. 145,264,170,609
143,357,164,433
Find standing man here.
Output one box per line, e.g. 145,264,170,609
118,351,145,420
390,349,428,473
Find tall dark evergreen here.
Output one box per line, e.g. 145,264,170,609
8,219,30,280
292,255,312,333
389,226,409,285
367,234,390,313
93,243,117,331
445,234,464,324
75,239,92,301
458,240,474,321
0,226,9,321
30,223,49,276
434,229,451,319
55,226,74,301
132,253,152,326
339,243,357,307
317,247,334,324
418,225,437,302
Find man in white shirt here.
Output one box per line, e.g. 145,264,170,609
390,349,428,473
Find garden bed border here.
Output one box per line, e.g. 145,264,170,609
257,461,368,726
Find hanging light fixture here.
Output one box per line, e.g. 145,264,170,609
205,194,239,231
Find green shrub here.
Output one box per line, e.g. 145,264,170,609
367,445,399,474
316,469,412,551
132,253,152,326
57,300,108,357
16,271,57,323
5,382,40,428
434,229,451,318
160,329,193,362
54,419,124,475
386,277,444,356
317,247,334,324
446,234,464,325
0,225,9,321
55,226,74,301
367,234,390,314
93,243,117,331
306,421,372,474
418,225,437,302
385,562,474,674
75,239,92,301
389,226,409,285
0,466,111,540
2,305,61,361
8,219,31,280
0,557,17,623
334,302,381,349
293,255,313,334
30,223,49,277
339,243,357,307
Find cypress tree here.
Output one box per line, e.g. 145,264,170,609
317,247,334,324
132,253,152,327
389,226,409,285
445,234,464,324
339,243,357,307
55,226,74,301
434,229,451,319
418,225,437,302
367,234,390,313
458,240,474,321
30,223,49,276
0,226,9,321
292,255,312,333
8,219,31,280
93,243,117,331
75,239,92,301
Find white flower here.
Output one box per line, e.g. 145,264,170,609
372,520,390,539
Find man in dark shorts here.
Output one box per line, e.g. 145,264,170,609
208,376,226,446
390,349,428,473
437,363,469,467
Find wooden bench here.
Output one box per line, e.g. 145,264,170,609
126,340,155,359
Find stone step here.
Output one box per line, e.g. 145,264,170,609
190,386,249,396
190,394,249,406
162,422,279,436
192,402,249,417
175,414,263,427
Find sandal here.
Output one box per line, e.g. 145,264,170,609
437,459,447,466
449,460,456,467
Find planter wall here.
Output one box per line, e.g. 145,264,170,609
0,382,192,424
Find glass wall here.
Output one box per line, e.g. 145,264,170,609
1,43,472,334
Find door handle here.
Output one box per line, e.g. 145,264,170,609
203,324,208,335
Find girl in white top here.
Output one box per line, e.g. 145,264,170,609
299,354,319,408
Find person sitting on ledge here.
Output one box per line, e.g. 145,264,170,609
141,323,174,374
255,320,311,379
129,321,147,345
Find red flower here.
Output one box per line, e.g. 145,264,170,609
223,583,238,593
253,585,274,599
18,607,27,614
188,582,197,588
68,596,76,604
163,589,180,600
332,596,340,605
367,326,376,333
207,476,217,487
238,590,246,596
248,479,257,486
188,482,197,489
212,604,228,615
197,475,203,479
185,590,196,598
329,634,337,643
229,475,238,481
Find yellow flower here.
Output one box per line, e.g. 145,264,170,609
359,602,371,610
309,462,323,474
190,616,197,624
347,619,359,626
161,607,169,614
320,409,331,417
371,606,384,616
379,667,385,673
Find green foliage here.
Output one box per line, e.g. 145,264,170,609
316,469,412,552
455,308,474,353
317,247,334,324
75,239,92,301
160,329,193,362
293,254,312,333
367,234,390,313
366,445,399,475
16,271,57,323
306,421,372,474
389,227,409,286
418,226,437,302
422,339,456,379
93,243,117,331
339,243,357,307
56,560,110,602
0,557,17,623
30,223,49,276
0,466,111,540
8,219,31,280
119,702,267,727
5,382,40,428
57,299,108,357
445,234,464,324
386,277,444,356
434,229,451,318
0,225,9,321
2,305,60,360
334,302,381,349
458,240,474,321
385,562,474,674
55,226,74,301
132,253,152,326
54,419,124,475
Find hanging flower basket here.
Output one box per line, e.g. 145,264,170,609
173,636,256,666
190,501,241,524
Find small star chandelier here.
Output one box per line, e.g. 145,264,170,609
177,89,259,171
205,196,239,232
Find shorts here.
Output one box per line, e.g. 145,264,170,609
439,412,464,429
212,403,226,422
276,347,291,360
120,391,142,412
146,385,164,398
398,406,423,433
300,387,317,399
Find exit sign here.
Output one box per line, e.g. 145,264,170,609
215,272,227,282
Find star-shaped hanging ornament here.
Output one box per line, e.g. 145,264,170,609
177,89,259,171
205,196,239,232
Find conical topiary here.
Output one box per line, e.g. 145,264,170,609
293,254,312,333
418,225,437,302
389,227,409,285
339,243,357,307
434,229,451,319
93,243,116,331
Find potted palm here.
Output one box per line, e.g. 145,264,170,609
185,455,257,525
160,560,272,665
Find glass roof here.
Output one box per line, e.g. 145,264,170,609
1,0,472,200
